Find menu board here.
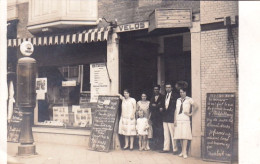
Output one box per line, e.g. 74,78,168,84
203,93,235,162
7,107,23,143
90,63,110,102
89,96,119,152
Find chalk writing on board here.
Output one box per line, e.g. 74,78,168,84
7,107,23,143
203,93,235,162
89,96,119,152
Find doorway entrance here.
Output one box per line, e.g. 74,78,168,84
120,39,158,100
164,36,191,96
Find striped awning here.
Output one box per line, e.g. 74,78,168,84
7,27,111,47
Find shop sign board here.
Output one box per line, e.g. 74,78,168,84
7,107,22,143
90,63,110,102
89,95,120,152
203,93,235,163
115,21,149,33
62,80,77,87
148,8,192,32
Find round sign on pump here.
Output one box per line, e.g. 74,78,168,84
20,41,34,56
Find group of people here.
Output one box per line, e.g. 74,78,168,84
118,81,198,159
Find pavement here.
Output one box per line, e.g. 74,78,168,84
7,142,236,164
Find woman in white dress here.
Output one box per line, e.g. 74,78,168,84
174,87,198,159
118,89,137,150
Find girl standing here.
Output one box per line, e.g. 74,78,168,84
136,110,149,151
174,87,198,159
118,89,137,150
136,93,153,150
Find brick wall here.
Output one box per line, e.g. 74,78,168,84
200,1,238,160
200,1,238,24
98,0,199,26
201,28,238,136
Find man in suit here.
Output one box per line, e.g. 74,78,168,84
149,85,164,150
160,82,179,154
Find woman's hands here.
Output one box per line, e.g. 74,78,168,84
184,112,192,117
117,94,124,100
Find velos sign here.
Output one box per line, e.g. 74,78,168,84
115,22,149,33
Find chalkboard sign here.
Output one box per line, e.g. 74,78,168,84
89,95,119,152
7,107,23,143
203,93,235,162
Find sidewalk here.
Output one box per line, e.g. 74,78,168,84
7,142,233,164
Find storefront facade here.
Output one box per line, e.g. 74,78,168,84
7,0,238,160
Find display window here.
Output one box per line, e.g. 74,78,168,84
36,64,93,128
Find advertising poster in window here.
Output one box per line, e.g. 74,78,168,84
90,63,110,102
36,77,47,100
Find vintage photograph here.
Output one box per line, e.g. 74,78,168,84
3,0,242,163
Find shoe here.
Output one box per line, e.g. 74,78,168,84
123,146,129,150
130,146,134,151
183,155,188,159
160,150,169,153
173,148,178,153
139,148,143,151
178,153,183,157
146,146,150,151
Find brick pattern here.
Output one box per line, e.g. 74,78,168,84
200,1,238,24
201,28,239,137
98,0,199,26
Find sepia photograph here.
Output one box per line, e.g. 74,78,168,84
0,0,259,164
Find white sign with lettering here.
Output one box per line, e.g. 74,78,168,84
115,21,149,33
90,63,110,102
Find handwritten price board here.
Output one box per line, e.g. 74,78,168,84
203,93,235,163
89,96,119,152
7,107,23,143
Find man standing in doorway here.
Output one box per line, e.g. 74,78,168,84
149,85,164,150
160,82,178,154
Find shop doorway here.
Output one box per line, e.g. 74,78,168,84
164,36,191,96
164,35,192,153
120,39,158,100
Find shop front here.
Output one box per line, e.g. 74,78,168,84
7,8,202,156
7,27,120,147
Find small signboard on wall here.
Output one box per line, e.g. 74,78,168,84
148,8,192,32
203,93,235,163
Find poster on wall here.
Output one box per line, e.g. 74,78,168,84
72,105,92,127
90,63,110,102
36,77,47,100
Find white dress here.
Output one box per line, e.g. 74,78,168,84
118,97,137,136
136,101,153,138
136,117,149,136
174,96,194,140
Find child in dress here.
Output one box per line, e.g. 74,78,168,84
136,110,149,151
136,93,152,150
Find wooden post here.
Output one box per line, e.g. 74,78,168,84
107,31,121,150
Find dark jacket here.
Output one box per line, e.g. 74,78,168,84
162,91,179,123
149,93,164,124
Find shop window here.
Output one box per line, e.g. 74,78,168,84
36,64,92,128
